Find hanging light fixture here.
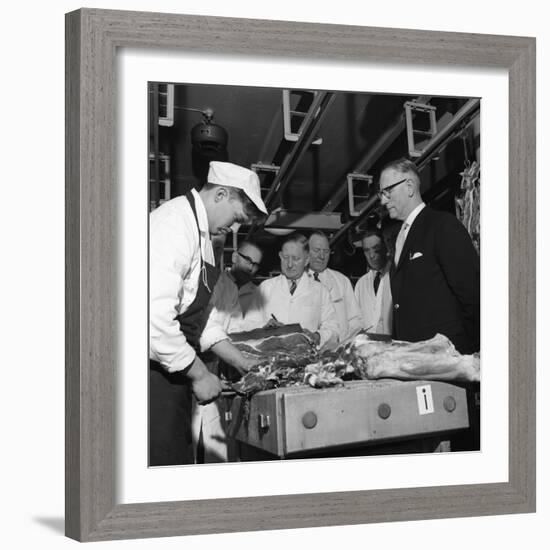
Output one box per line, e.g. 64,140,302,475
188,107,228,155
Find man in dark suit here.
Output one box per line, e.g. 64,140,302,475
379,158,480,354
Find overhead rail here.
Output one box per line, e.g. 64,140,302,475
321,96,432,213
329,98,481,248
264,210,342,232
263,91,335,208
251,162,280,195
416,99,480,170
245,91,335,239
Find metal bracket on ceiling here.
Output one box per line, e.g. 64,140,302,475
282,90,323,145
148,153,171,210
404,100,437,158
321,95,433,213
250,162,280,196
347,173,374,217
158,84,174,127
246,91,335,239
330,98,480,248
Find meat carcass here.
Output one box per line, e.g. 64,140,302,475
312,332,480,383
228,328,480,397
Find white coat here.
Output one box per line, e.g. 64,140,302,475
309,268,363,341
354,263,393,335
244,272,340,347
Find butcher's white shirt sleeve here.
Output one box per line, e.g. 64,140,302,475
199,272,241,351
149,193,212,373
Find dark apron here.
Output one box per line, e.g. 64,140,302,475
149,191,220,466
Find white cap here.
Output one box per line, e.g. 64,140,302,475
207,161,268,215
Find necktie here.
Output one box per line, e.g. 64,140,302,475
373,271,381,295
394,222,409,265
313,271,320,282
290,279,297,295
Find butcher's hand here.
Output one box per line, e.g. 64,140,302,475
187,356,223,405
241,356,259,372
264,315,283,329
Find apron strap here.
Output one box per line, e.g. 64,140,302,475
185,191,203,265
186,190,214,292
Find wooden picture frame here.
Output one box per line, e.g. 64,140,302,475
65,8,536,542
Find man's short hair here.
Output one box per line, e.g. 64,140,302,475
203,182,266,223
309,230,329,243
238,239,263,256
380,157,421,182
281,232,309,253
359,229,385,246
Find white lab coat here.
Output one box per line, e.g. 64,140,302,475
244,272,340,347
354,263,393,335
310,268,363,341
149,190,214,372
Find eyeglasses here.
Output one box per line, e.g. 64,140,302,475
237,251,261,269
377,177,408,200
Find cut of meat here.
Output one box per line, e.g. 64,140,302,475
228,328,480,397
228,325,318,396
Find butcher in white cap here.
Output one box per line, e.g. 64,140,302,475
149,161,267,466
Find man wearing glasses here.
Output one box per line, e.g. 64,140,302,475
200,240,264,368
308,231,363,341
193,239,264,463
379,158,480,354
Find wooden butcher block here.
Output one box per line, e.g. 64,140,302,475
221,379,469,457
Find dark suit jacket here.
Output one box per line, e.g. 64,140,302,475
390,206,480,354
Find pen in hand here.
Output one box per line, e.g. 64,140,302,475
265,313,282,329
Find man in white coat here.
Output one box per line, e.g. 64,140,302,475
244,233,339,348
354,230,393,335
199,239,264,366
308,231,363,341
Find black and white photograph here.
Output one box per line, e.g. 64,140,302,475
148,82,481,466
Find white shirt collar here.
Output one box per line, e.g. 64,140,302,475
308,267,326,280
191,188,210,236
191,189,214,262
286,271,307,289
403,202,426,229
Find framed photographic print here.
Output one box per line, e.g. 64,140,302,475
65,8,535,542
